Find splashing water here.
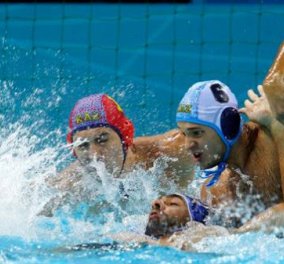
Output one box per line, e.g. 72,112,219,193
1,44,284,264
1,117,283,263
0,120,184,244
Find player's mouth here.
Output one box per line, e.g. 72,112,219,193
192,151,203,162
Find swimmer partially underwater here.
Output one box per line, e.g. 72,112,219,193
108,194,284,251
176,72,284,229
57,193,283,253
41,94,195,216
69,194,230,252
41,45,284,255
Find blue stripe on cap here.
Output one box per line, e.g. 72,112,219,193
175,193,209,224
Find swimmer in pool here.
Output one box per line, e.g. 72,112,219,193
68,192,279,252
144,194,208,240
66,93,135,178
58,93,193,185
63,194,229,252
110,194,229,251
176,77,284,228
234,44,284,233
110,193,280,251
42,94,194,216
46,94,135,199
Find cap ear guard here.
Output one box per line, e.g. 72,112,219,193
220,107,241,140
176,80,242,187
67,132,72,144
66,131,77,157
121,118,134,148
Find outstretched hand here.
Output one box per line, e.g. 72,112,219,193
239,85,273,128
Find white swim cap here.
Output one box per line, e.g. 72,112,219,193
176,80,242,161
176,80,243,187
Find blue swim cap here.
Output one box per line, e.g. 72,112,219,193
176,194,208,224
176,80,242,187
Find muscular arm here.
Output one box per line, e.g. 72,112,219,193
132,129,195,187
261,42,284,197
110,222,229,252
240,85,284,198
263,41,284,125
160,222,229,251
235,202,284,234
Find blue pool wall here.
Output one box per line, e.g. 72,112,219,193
0,3,283,137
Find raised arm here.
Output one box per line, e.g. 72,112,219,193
262,44,284,199
263,42,284,125
239,51,284,198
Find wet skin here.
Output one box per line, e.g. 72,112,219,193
177,122,226,170
145,195,190,238
73,127,124,177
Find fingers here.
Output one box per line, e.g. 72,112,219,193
240,99,253,111
239,107,247,114
247,89,259,102
257,85,264,96
239,99,252,116
244,99,253,109
242,86,265,114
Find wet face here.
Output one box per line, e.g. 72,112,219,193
73,127,124,176
177,122,226,169
145,195,190,238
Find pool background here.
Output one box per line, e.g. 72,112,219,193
0,1,284,263
1,1,283,136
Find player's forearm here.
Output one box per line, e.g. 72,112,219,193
235,202,284,234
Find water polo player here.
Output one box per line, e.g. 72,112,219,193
145,194,208,240
176,80,284,228
41,93,195,216
67,93,134,177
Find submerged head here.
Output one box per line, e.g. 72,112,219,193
176,80,242,171
145,194,208,238
67,94,134,174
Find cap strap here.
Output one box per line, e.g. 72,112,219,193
200,162,227,187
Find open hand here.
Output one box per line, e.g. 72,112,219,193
239,85,273,128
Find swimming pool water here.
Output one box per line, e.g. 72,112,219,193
1,2,284,263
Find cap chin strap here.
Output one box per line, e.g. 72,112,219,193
199,114,244,188
119,143,127,176
200,162,227,187
200,134,232,188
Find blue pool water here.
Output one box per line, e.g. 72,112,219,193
0,2,284,263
